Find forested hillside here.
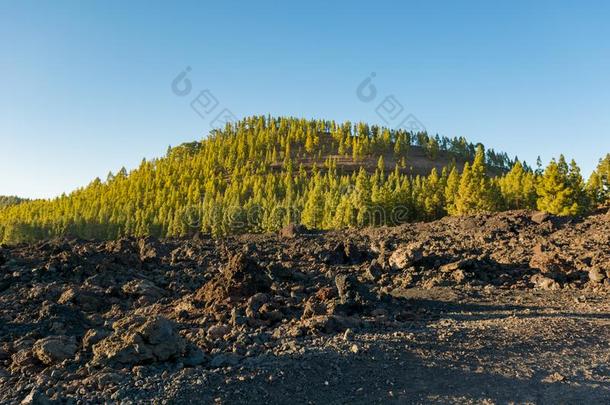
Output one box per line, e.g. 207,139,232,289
0,116,608,244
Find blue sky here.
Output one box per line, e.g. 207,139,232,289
1,0,609,199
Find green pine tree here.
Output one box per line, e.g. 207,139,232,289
536,159,580,216
453,146,497,214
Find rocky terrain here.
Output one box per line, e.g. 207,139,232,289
0,210,609,404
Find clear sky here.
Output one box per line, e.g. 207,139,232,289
1,0,609,199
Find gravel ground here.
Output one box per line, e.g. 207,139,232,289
162,288,610,404
1,210,609,404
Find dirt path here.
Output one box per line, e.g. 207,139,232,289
157,289,610,404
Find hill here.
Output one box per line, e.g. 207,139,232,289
0,115,604,244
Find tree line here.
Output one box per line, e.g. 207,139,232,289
0,196,27,209
0,116,607,244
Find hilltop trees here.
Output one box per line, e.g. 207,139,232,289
0,115,600,244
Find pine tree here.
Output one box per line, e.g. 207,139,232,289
498,160,537,209
423,168,446,219
453,146,497,214
535,156,543,176
587,171,604,205
352,168,372,227
445,166,460,215
426,137,440,160
567,159,589,215
587,154,610,205
301,173,325,229
536,159,580,216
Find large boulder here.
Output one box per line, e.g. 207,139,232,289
82,328,111,351
320,240,366,265
58,287,106,312
529,244,565,274
10,349,38,373
302,297,328,319
92,315,186,366
32,336,77,365
531,211,550,224
279,223,307,239
300,315,360,335
122,279,167,302
207,324,231,340
245,292,269,318
195,253,271,304
334,274,375,314
138,237,169,262
20,388,52,405
588,267,607,283
37,303,87,336
388,243,424,270
530,274,561,290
